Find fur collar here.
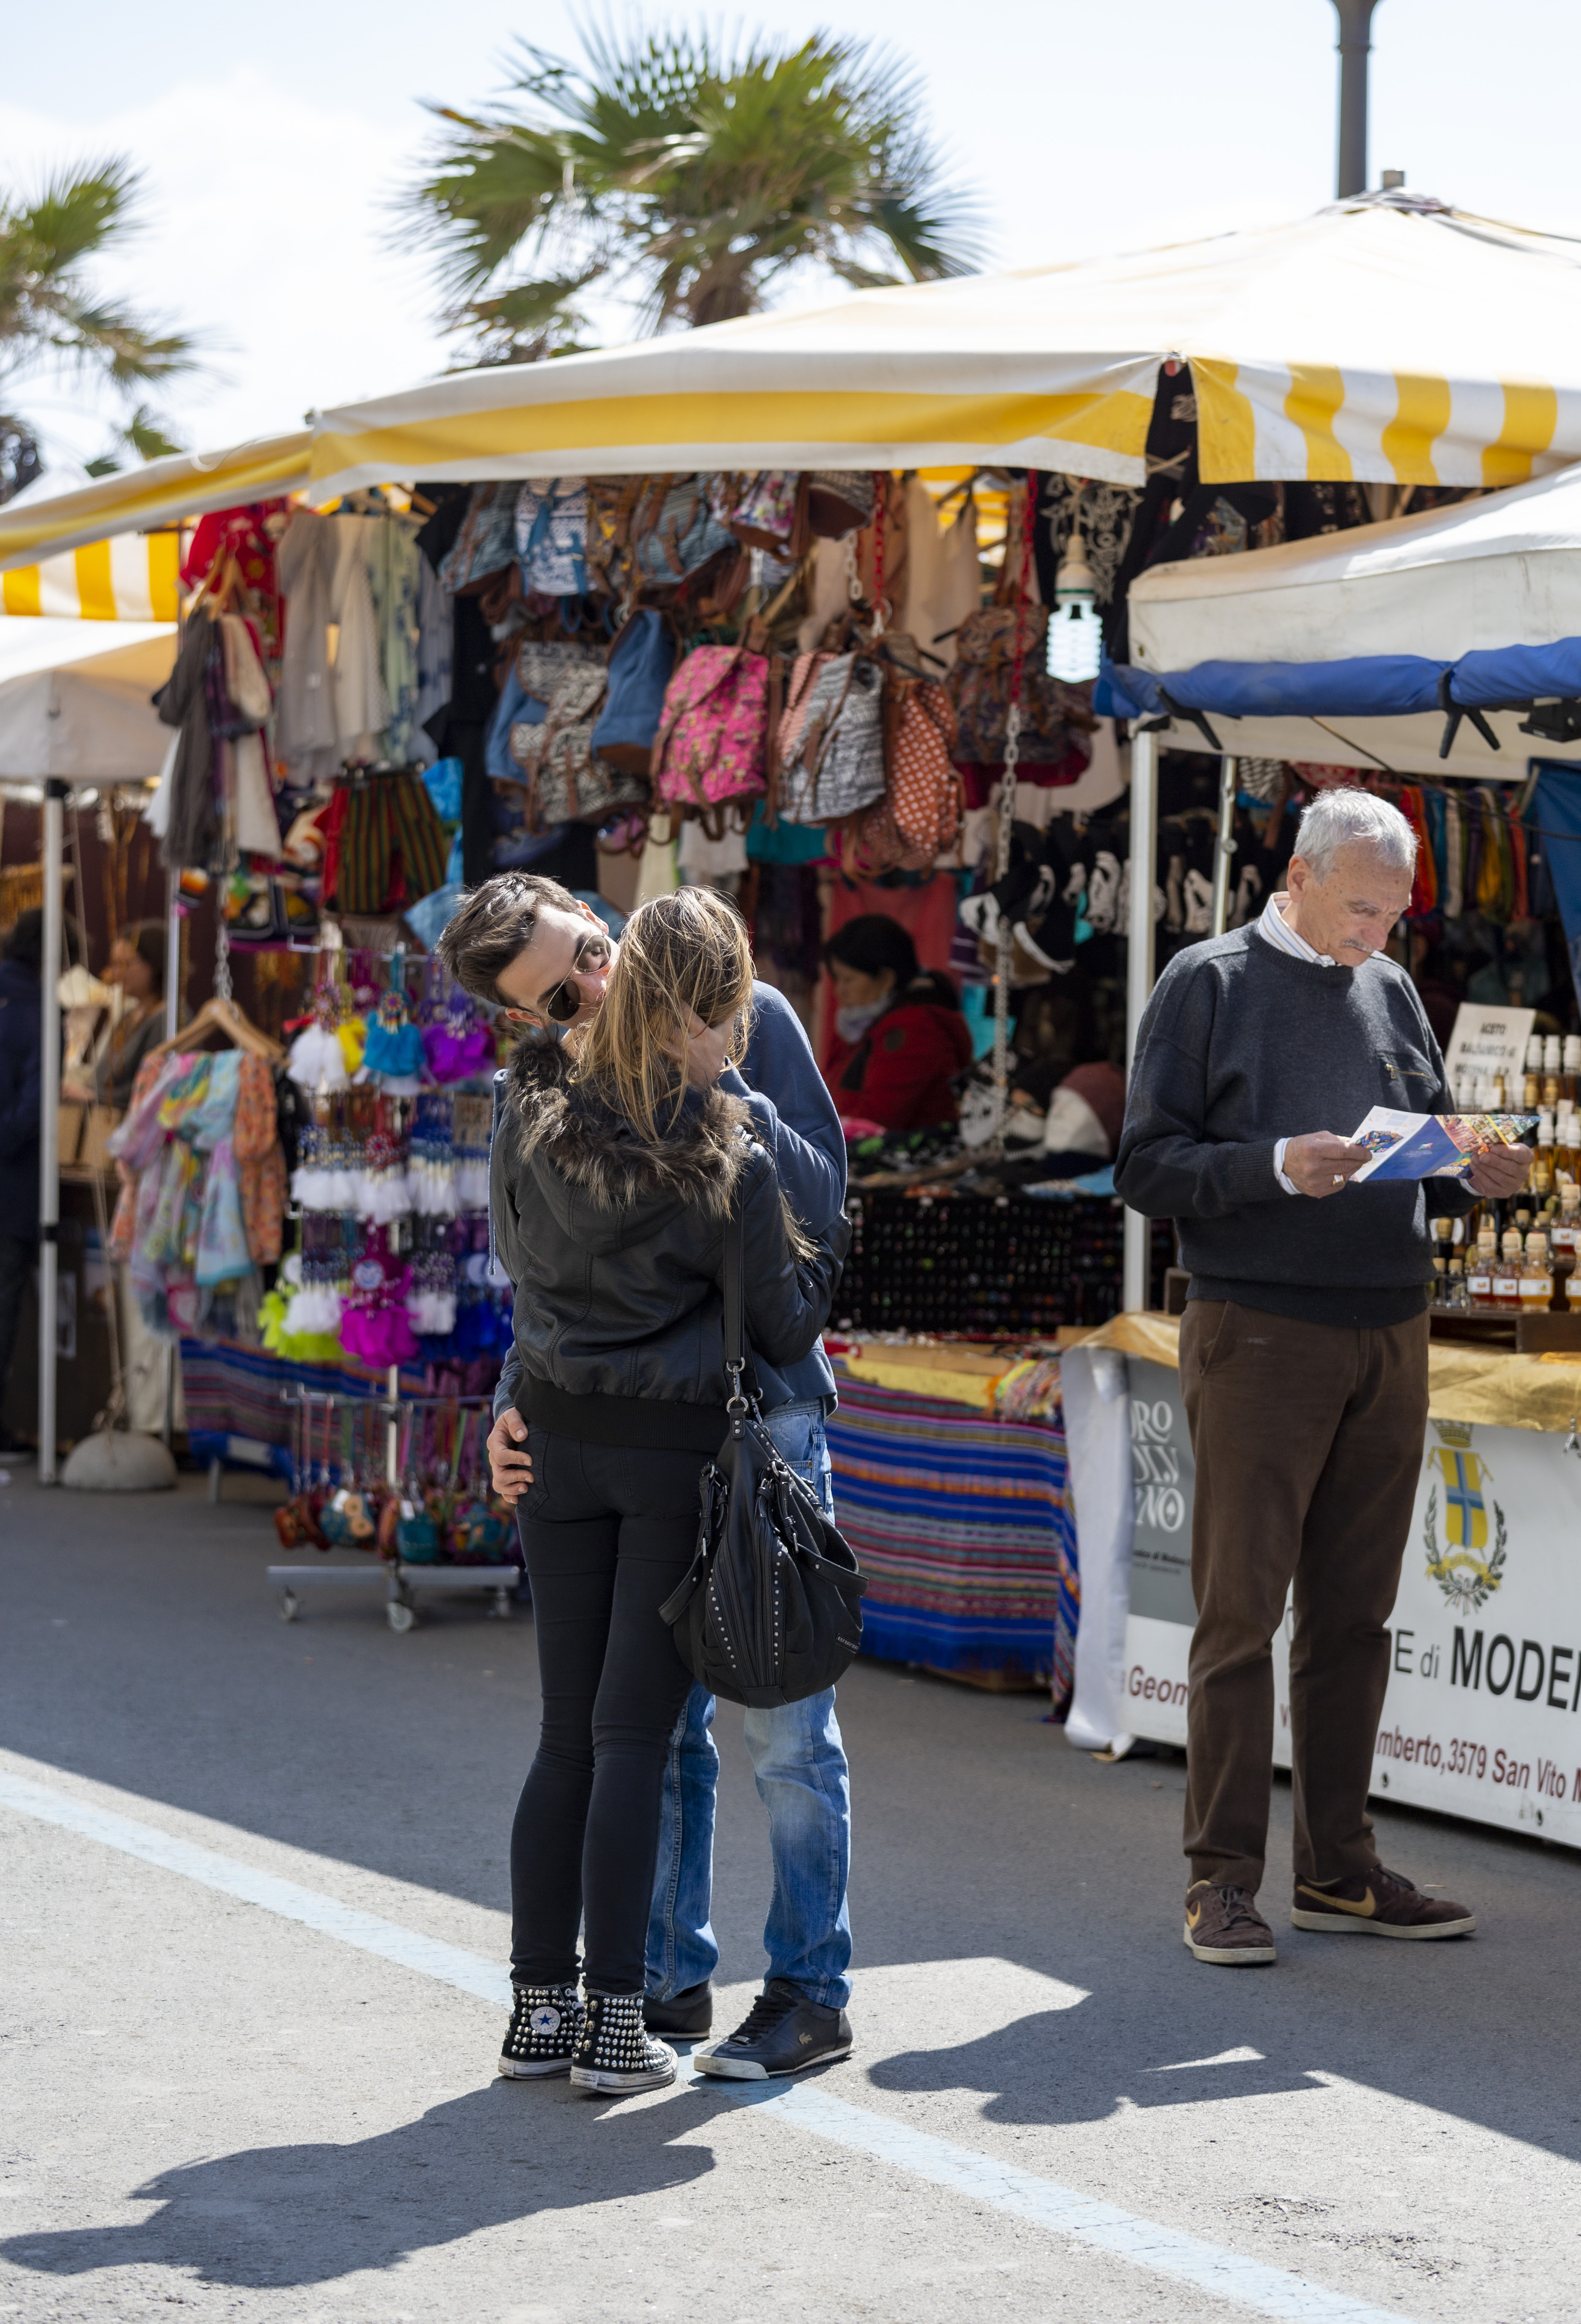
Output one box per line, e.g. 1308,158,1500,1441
505,1033,752,1216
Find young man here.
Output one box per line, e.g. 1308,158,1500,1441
437,872,856,2078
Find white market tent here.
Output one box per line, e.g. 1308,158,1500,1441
0,616,178,1480
1126,460,1581,777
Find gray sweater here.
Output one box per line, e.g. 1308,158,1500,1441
1114,929,1472,1328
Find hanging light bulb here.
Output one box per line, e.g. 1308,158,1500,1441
1047,510,1102,683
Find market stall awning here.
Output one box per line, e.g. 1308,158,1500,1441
310,195,1581,499
2,529,182,620
0,617,177,783
0,433,312,576
1114,459,1581,777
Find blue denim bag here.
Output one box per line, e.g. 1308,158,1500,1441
484,665,544,780
589,610,675,772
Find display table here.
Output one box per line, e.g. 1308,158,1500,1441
828,1348,1078,1694
1063,1314,1581,1845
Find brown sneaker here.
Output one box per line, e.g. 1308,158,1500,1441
1291,1865,1475,1939
1183,1880,1277,1965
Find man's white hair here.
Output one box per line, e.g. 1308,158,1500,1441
1293,787,1417,883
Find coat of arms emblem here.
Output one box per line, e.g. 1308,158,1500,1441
1423,1419,1506,1613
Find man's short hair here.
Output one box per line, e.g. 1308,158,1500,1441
434,873,581,1006
1293,788,1418,884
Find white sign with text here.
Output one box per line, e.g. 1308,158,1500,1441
1120,1363,1581,1842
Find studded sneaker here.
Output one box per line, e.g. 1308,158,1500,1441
570,1992,678,2094
643,1980,714,2038
1292,1865,1476,1939
498,1981,584,2079
692,1979,853,2080
1183,1880,1278,1965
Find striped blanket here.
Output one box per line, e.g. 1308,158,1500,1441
178,1339,429,1477
827,1365,1078,1702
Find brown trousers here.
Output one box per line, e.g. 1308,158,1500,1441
1179,1300,1429,1896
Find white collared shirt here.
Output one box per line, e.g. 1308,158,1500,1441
1257,892,1343,1193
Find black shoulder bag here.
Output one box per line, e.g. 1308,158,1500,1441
657,1203,866,1708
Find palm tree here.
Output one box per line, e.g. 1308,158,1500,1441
0,159,195,500
408,22,983,363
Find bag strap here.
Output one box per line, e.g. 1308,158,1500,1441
722,1196,749,1438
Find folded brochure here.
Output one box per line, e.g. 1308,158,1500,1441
1347,1108,1538,1183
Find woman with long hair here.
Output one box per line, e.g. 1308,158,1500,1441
491,886,848,2094
822,914,974,1132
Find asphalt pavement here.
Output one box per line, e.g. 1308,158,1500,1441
2,1462,1578,2324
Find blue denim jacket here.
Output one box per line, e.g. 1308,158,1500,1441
491,980,847,1420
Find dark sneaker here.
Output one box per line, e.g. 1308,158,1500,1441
1183,1880,1277,1965
1292,1865,1475,1939
499,1980,584,2079
692,1979,853,2080
570,1992,678,2094
643,1980,713,2038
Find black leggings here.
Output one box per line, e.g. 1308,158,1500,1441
511,1431,702,1994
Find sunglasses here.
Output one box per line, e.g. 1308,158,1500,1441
542,930,612,1024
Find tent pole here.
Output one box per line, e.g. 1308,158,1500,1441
37,777,67,1483
1211,757,1239,937
1332,0,1380,198
1122,728,1158,1314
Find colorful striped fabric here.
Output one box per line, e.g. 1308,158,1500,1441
827,1364,1077,1701
179,1338,428,1476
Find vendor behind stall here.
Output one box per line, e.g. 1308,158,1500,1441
63,925,165,1113
823,915,974,1132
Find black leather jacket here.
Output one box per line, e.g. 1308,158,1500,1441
491,1034,850,1450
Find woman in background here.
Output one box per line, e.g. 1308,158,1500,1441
62,925,165,1112
823,915,974,1132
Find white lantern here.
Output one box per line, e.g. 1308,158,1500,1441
1047,513,1102,683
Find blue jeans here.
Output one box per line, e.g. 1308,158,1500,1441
645,1401,853,2011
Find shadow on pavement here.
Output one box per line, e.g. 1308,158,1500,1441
0,2077,749,2291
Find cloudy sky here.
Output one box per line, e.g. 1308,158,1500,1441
8,0,1581,471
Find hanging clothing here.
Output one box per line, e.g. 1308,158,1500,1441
894,478,981,672
368,513,424,761
276,509,340,781
153,615,220,871
327,516,389,756
414,553,453,745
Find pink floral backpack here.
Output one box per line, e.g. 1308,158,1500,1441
649,641,770,810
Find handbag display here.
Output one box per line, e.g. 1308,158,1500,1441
631,475,736,584
777,652,886,824
945,605,1082,767
807,470,876,539
589,610,676,774
436,482,518,594
717,470,803,552
658,1204,865,1708
887,676,963,858
512,662,650,830
649,643,771,811
515,478,589,597
516,635,606,705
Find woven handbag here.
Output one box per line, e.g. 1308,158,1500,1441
437,483,518,593
512,664,649,830
777,652,886,824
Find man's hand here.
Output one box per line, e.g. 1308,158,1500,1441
1466,1141,1533,1200
487,1408,533,1504
1282,1132,1373,1198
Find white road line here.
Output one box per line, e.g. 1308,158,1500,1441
0,1768,1415,2324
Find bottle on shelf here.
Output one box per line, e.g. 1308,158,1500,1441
1524,1067,1542,1111
1431,1216,1455,1303
1467,1228,1497,1309
1494,1230,1524,1309
1521,1229,1554,1314
1564,1035,1581,1107
1492,1071,1508,1110
1534,1127,1555,1199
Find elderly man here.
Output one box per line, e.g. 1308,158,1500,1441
435,872,856,2079
1115,790,1531,1966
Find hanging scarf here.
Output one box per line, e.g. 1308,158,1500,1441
1442,790,1465,919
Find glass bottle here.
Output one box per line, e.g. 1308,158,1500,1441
1534,1129,1555,1200
1521,1229,1554,1314
1467,1231,1497,1309
1495,1230,1524,1309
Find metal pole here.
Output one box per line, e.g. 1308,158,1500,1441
1332,0,1382,198
1210,757,1239,937
163,868,181,1042
37,777,67,1482
1122,728,1159,1313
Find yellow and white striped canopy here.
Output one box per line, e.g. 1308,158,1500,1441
310,197,1581,500
1,529,182,620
